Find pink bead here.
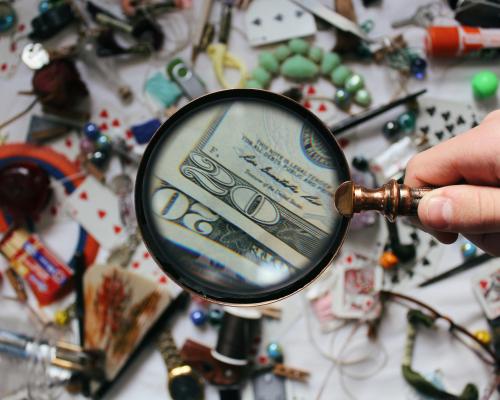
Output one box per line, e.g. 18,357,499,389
80,137,95,154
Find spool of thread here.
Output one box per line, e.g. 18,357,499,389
211,307,261,366
426,26,500,57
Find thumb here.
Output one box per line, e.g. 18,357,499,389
418,185,500,234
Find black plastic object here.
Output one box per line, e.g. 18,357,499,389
29,3,74,40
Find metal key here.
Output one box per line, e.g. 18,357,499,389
391,3,438,28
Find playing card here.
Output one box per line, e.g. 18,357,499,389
333,253,382,319
416,98,483,148
472,265,500,320
129,241,183,298
245,0,317,47
84,264,172,379
65,176,128,249
381,220,447,290
301,85,338,124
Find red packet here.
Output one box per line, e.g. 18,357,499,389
0,228,73,305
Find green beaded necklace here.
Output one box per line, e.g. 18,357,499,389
245,38,372,110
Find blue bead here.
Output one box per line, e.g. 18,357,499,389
461,241,477,259
39,0,51,13
266,342,283,362
190,310,207,326
410,57,427,80
83,123,100,141
0,4,15,33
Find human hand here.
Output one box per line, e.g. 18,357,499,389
404,110,500,256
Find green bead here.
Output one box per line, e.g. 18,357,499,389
208,309,224,325
320,52,341,75
331,65,352,87
259,51,280,75
308,46,323,63
472,70,499,99
274,45,291,62
281,55,319,81
251,66,272,87
397,111,416,133
354,89,371,107
344,74,364,93
245,79,264,89
288,38,309,55
334,88,351,109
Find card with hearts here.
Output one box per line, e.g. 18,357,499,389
129,241,183,298
245,0,317,47
65,176,128,249
84,263,172,380
333,253,383,319
301,85,338,124
472,264,500,320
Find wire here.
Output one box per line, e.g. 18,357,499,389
302,295,388,400
0,98,39,132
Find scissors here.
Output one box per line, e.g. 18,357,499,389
207,0,247,89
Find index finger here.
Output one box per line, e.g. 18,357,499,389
404,115,500,188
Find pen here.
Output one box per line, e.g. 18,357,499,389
418,253,493,287
73,252,85,348
330,89,427,136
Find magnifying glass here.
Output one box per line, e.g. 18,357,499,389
135,89,430,305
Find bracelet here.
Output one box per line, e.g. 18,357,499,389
245,38,372,110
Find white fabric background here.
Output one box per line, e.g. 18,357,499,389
1,0,499,399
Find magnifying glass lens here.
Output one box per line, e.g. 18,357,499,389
136,90,350,305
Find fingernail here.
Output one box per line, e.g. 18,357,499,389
425,196,453,230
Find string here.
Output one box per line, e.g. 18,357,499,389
0,98,39,131
302,295,388,399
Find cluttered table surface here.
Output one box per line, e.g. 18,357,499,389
0,0,499,399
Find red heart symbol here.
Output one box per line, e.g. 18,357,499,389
99,109,109,118
304,100,312,109
143,251,150,259
307,86,316,95
480,279,488,289
318,103,327,112
65,138,72,148
338,138,350,148
112,119,120,127
132,261,140,269
1,64,7,72
97,210,106,219
113,225,122,234
346,255,353,264
159,275,167,284
125,130,133,140
18,24,25,32
99,123,108,131
79,191,88,200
